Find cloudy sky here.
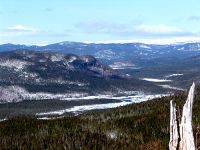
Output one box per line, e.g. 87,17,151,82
1,0,200,45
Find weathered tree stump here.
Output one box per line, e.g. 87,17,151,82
169,83,195,150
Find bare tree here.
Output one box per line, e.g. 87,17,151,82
169,82,195,150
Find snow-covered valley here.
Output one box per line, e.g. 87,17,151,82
0,43,200,120
36,93,168,117
140,78,172,82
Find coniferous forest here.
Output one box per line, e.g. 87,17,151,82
0,87,200,150
2,0,200,149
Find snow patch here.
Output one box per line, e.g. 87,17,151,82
0,86,27,103
109,62,136,70
158,85,185,91
0,118,7,122
0,60,31,71
141,78,172,82
37,116,64,120
50,54,65,62
106,131,118,139
0,85,89,103
68,56,77,63
84,37,200,45
36,94,168,116
177,47,185,51
165,74,183,78
95,50,116,60
139,44,152,49
0,86,167,104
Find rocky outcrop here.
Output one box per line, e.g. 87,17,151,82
0,50,122,79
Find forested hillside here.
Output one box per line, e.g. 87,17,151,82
0,87,200,149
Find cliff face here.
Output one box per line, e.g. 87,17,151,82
169,83,195,150
0,50,122,79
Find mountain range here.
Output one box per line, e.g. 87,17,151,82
1,41,200,103
0,49,167,103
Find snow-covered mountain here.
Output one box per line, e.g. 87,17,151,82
0,50,125,103
1,42,200,103
0,50,167,103
1,42,200,68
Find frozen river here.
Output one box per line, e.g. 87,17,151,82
36,93,169,117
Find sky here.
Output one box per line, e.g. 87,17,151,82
1,0,200,45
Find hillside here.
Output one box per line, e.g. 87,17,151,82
1,42,200,89
0,86,200,149
0,50,169,103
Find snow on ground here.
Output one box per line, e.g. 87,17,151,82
165,74,183,78
141,78,172,82
0,85,145,103
0,86,27,103
84,38,200,45
0,60,31,71
139,44,152,49
50,54,65,62
37,116,64,120
68,56,77,63
61,56,77,68
158,85,185,91
24,92,90,101
0,85,89,103
1,83,173,105
0,85,143,103
36,94,168,116
95,50,116,60
106,131,118,139
21,71,38,78
0,118,7,122
109,62,136,70
177,47,185,51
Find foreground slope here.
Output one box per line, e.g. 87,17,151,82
0,86,200,149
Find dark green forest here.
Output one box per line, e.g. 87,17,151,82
0,87,200,150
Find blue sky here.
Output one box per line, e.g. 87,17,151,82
1,0,200,45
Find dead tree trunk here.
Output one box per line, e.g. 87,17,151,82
169,83,195,150
169,100,179,150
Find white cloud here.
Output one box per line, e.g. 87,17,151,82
75,21,125,33
0,25,69,38
75,21,195,37
7,25,37,32
0,25,39,37
135,24,183,35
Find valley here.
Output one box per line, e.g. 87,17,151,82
0,87,200,149
2,1,200,149
0,42,200,120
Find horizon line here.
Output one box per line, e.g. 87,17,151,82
1,37,200,46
